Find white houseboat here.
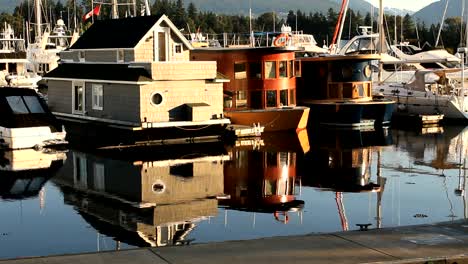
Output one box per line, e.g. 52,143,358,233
44,15,230,147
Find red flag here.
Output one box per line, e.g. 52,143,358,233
82,5,101,22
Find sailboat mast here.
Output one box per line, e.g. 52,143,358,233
35,0,42,39
378,0,384,83
112,0,119,19
435,0,449,47
336,0,349,49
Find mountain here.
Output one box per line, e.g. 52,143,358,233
0,0,20,13
413,0,467,25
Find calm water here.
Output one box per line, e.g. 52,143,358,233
1,126,467,259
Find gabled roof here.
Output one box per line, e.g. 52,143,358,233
70,16,162,49
70,15,193,50
44,63,153,83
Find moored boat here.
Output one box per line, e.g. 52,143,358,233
0,87,66,150
297,54,394,128
191,46,310,132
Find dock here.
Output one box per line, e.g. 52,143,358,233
225,124,264,138
3,219,468,264
392,112,444,127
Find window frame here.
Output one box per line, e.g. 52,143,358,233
92,84,104,111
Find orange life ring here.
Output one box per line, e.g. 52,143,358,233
273,33,289,47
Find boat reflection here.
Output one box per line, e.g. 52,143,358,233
301,127,393,230
0,149,66,200
220,130,309,224
52,144,228,248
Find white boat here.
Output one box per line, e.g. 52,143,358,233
27,0,79,76
0,87,67,150
374,69,468,120
0,23,41,88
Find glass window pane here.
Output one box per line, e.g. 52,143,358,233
234,62,247,79
279,61,287,78
23,96,45,113
289,89,296,105
264,61,276,79
224,91,233,108
266,90,277,107
289,60,294,78
250,91,262,109
236,90,247,108
280,90,288,106
74,85,83,112
6,96,29,114
248,62,261,79
294,61,301,77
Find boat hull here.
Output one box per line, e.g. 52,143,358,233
0,126,66,150
224,106,310,132
304,100,395,128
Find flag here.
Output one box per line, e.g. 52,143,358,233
82,5,101,22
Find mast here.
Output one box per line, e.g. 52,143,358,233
435,0,449,47
378,0,384,83
35,0,42,39
112,0,119,19
249,0,253,47
336,0,350,49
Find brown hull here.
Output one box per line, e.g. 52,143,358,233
224,107,310,132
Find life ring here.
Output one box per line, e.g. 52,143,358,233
273,33,289,47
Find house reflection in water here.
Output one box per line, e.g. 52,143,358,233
301,128,392,230
220,131,309,224
52,146,228,248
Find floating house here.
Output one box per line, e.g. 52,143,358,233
191,47,310,132
44,15,230,147
297,54,394,128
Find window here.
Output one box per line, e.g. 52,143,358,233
151,92,164,106
279,61,287,78
174,43,182,54
280,90,288,106
266,90,277,107
6,96,28,114
93,163,105,191
6,96,46,114
117,50,124,62
294,61,301,77
234,62,247,79
78,51,85,62
23,96,45,113
72,81,85,114
170,163,193,177
92,84,103,110
289,60,294,78
236,90,247,108
264,61,276,79
224,91,233,108
250,91,263,109
289,89,296,105
248,62,261,79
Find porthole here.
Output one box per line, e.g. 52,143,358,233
341,66,353,79
151,92,164,106
363,65,372,78
152,181,166,194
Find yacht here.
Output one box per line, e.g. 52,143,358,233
0,87,67,150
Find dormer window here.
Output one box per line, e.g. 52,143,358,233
174,43,182,54
117,50,124,62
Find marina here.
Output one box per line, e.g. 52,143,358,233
0,0,468,262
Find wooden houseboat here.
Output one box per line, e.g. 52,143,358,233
297,54,394,128
0,87,67,150
191,47,310,132
44,15,230,148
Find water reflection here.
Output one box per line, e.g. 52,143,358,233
0,149,66,200
52,144,228,248
221,131,309,224
1,126,468,259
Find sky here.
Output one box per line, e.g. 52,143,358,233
365,0,439,11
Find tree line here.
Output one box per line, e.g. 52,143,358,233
0,0,464,53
